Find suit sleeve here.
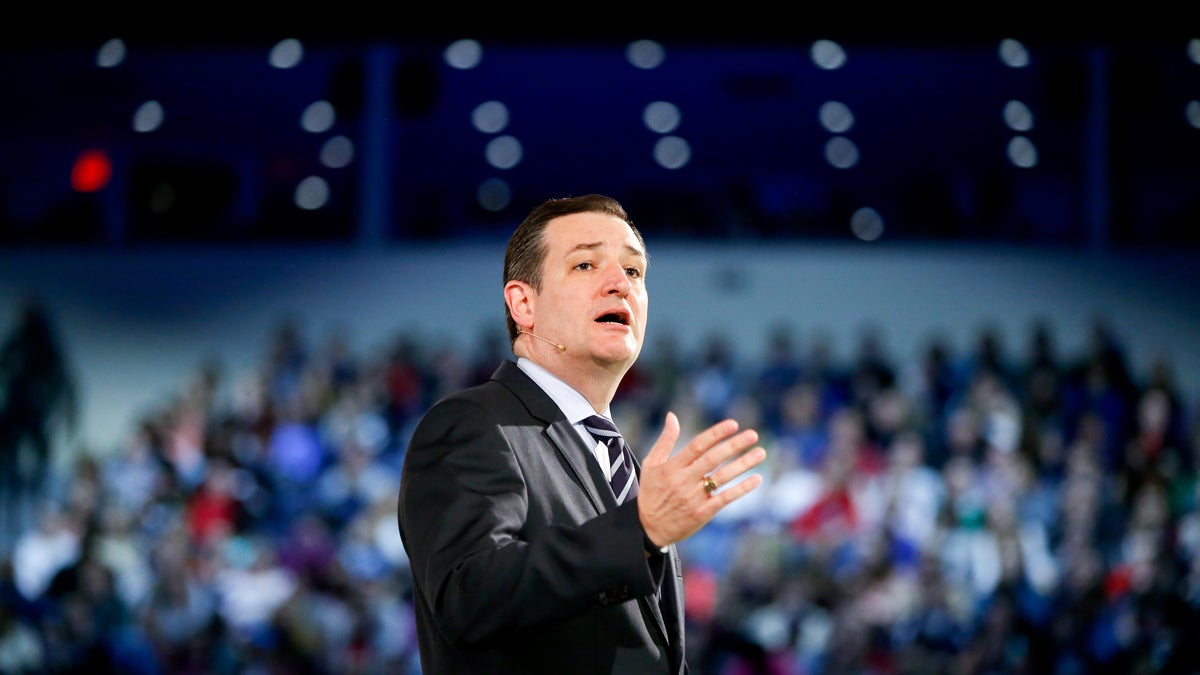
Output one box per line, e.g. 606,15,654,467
397,396,659,649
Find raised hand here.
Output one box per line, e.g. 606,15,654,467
636,412,767,548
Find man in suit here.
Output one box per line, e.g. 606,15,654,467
397,193,767,674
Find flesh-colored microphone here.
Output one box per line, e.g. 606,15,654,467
519,329,566,351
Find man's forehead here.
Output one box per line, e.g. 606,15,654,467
546,214,645,255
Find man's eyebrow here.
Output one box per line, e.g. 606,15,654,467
568,242,647,260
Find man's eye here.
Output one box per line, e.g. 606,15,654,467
574,262,593,271
626,267,643,278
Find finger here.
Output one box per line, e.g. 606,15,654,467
642,411,680,467
704,472,765,512
695,428,760,477
708,445,767,488
676,418,740,466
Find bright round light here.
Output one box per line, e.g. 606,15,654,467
653,136,691,169
268,38,304,69
1003,100,1034,131
998,38,1030,68
301,100,336,133
818,100,854,133
472,101,510,134
294,176,329,210
96,38,126,68
643,101,681,134
132,100,164,133
811,40,847,70
444,39,483,69
1185,100,1200,129
1007,135,1038,168
824,136,859,169
485,135,523,169
319,135,354,169
850,207,884,241
626,39,666,69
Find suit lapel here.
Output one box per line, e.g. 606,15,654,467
546,420,609,513
492,360,613,514
493,360,678,661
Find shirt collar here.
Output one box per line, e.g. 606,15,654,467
516,357,609,425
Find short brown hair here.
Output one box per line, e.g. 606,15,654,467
503,194,645,345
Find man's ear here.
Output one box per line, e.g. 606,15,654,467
504,280,535,329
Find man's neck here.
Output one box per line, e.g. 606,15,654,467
564,365,624,413
516,345,627,413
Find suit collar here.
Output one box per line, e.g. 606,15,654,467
491,359,563,424
492,359,676,662
514,357,604,425
492,359,612,512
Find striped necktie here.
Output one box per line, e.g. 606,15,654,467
582,415,639,504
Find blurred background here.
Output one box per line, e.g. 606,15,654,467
1,22,1199,674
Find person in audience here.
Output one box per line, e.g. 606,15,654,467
0,289,1196,674
0,296,78,542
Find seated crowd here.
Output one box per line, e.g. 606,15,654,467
1,313,1197,674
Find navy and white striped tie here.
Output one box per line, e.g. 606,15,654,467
582,415,639,504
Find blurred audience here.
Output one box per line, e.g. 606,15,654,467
0,296,78,547
1,308,1197,674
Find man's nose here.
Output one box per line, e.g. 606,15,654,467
603,266,631,296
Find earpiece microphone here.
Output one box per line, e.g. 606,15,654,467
519,329,566,352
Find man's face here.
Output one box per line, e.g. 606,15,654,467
532,211,648,370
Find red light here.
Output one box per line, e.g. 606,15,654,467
71,149,112,192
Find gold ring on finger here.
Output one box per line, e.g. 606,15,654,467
701,475,718,495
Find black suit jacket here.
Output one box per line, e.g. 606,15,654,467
398,359,687,674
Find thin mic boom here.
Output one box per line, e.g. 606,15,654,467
519,330,566,351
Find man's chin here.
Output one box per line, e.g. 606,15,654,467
591,341,641,368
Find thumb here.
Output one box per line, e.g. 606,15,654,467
642,411,680,468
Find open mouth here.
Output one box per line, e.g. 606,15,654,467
594,310,630,326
